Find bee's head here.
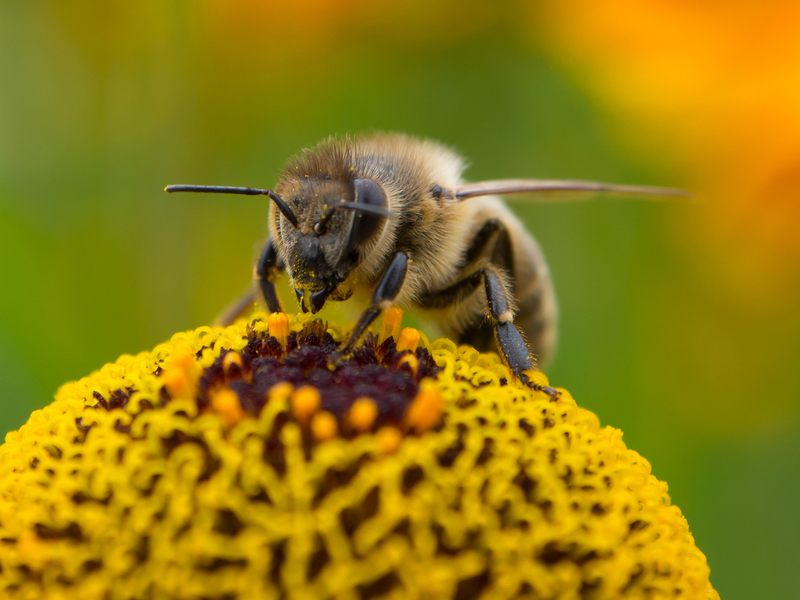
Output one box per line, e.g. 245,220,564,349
276,176,389,313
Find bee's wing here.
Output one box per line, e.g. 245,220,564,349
452,179,693,202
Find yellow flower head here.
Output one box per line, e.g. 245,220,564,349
0,313,717,599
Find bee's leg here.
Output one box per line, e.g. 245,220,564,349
419,264,559,398
421,218,514,315
255,236,285,314
449,219,515,351
486,276,560,397
460,218,515,276
331,252,409,362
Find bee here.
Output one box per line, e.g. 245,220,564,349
166,133,688,389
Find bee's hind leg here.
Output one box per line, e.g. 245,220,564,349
452,217,514,353
419,264,559,398
487,275,560,398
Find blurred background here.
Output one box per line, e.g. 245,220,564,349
1,1,798,597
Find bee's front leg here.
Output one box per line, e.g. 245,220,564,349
255,236,285,314
330,252,409,364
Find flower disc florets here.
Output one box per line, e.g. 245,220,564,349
0,312,717,600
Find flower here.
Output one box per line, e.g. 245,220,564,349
0,312,717,599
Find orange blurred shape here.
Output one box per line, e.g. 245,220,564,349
404,382,444,434
211,388,245,428
348,397,379,433
290,386,321,426
534,1,800,303
161,347,200,400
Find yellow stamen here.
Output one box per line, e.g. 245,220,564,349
396,327,420,353
378,306,403,345
311,411,338,441
268,312,290,350
210,388,245,428
404,380,444,433
397,354,419,377
375,426,402,454
290,386,320,426
348,397,379,433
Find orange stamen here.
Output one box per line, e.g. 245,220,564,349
268,381,294,403
375,426,403,454
162,347,199,399
268,312,289,350
396,328,420,353
349,397,379,433
222,352,243,373
311,411,338,441
290,386,320,426
378,306,403,345
211,388,245,428
404,381,444,433
397,354,419,377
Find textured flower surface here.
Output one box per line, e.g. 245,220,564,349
0,312,717,600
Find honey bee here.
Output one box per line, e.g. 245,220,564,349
166,133,688,389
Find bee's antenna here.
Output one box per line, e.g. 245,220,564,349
165,185,299,229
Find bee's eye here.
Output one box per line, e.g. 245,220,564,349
349,178,387,247
314,221,326,235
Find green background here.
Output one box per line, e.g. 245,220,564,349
1,3,798,599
